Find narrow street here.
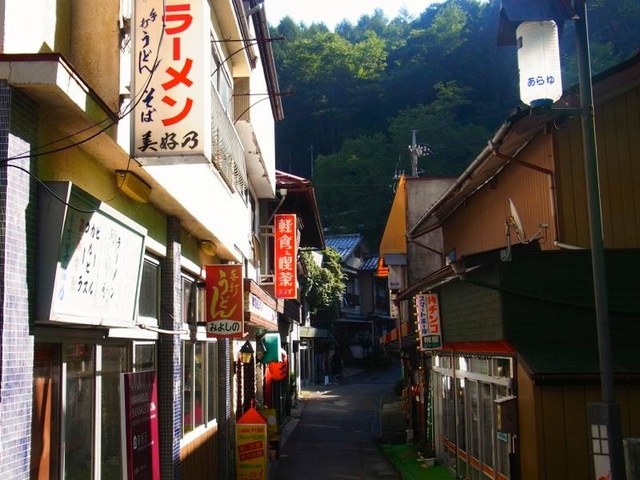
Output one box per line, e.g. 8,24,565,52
274,363,403,479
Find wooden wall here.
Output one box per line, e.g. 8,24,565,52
180,425,219,479
555,83,640,249
517,364,640,480
443,131,558,258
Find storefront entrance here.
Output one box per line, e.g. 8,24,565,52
30,339,155,480
432,354,514,480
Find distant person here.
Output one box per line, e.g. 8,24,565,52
330,351,344,383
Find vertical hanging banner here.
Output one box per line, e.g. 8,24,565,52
415,294,429,349
274,214,298,299
132,0,211,165
416,293,443,350
205,264,244,338
121,371,160,480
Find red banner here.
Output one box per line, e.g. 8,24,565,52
274,214,297,299
205,264,244,338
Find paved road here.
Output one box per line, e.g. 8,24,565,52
274,363,403,479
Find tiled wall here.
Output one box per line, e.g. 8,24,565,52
158,216,183,480
0,83,37,478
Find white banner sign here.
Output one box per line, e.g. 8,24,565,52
132,0,211,164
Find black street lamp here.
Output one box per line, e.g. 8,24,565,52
498,1,625,479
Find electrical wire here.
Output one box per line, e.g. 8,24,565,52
2,0,168,165
136,321,189,335
7,164,97,214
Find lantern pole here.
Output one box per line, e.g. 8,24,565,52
573,1,625,478
499,0,626,477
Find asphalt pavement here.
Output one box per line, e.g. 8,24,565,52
273,363,404,479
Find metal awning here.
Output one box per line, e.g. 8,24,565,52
380,175,407,258
299,326,333,339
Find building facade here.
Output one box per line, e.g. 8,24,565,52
0,1,293,479
383,55,640,480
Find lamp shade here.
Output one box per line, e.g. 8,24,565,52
516,21,563,107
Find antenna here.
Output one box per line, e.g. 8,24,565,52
504,199,549,248
508,199,526,242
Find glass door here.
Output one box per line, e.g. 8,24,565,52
31,343,61,480
63,343,95,480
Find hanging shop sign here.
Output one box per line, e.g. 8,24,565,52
235,408,268,480
273,214,297,299
205,264,244,338
244,279,278,331
37,182,146,327
416,293,443,350
121,371,160,480
132,0,211,165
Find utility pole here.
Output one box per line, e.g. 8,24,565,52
409,130,419,177
408,130,429,177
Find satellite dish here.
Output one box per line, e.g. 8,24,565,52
508,199,527,242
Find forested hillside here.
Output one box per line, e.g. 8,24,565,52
270,0,640,248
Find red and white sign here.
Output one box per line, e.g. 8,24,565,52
132,0,211,164
274,214,297,299
416,293,442,350
205,264,244,338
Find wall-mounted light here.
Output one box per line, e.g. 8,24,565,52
116,170,152,203
200,240,218,257
239,340,254,364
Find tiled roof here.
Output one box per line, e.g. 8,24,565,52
361,255,379,271
325,234,363,261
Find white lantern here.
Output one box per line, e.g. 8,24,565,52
516,21,563,107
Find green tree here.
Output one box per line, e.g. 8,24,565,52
299,248,346,315
313,133,395,247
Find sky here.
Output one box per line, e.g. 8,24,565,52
264,0,440,29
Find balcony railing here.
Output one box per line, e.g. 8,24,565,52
210,85,247,193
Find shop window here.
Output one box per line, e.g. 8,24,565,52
496,386,510,476
492,357,512,377
207,344,218,423
181,270,217,436
480,382,495,468
31,343,61,480
469,357,489,375
134,343,156,372
139,256,160,321
182,274,204,326
182,340,218,436
64,343,95,480
101,346,128,479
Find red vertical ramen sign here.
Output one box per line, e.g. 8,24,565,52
205,264,244,338
274,214,297,299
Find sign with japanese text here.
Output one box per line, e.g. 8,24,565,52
236,408,268,480
120,371,160,480
376,256,389,277
39,183,146,327
132,0,211,164
205,264,244,338
274,214,297,299
416,293,442,350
